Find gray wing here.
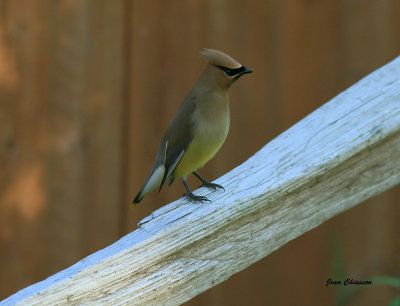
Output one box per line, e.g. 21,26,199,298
158,93,197,190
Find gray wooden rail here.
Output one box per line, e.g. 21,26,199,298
2,57,400,305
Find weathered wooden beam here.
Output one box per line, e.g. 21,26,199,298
3,57,400,306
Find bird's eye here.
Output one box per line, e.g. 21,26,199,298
216,65,233,76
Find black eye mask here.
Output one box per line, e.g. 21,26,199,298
216,65,252,78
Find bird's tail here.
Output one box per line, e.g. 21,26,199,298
132,190,144,206
131,165,165,207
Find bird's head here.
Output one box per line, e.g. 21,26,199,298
200,48,253,89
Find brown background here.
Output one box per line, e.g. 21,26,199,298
0,0,399,305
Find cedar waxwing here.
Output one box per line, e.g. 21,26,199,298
133,49,252,205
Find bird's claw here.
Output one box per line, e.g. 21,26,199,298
184,192,211,203
201,182,225,192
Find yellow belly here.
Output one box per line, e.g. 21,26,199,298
173,124,228,178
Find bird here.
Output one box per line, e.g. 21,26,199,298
132,48,252,205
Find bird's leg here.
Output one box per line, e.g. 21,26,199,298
193,171,225,192
181,178,211,203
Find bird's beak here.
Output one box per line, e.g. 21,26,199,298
240,66,253,75
233,66,253,80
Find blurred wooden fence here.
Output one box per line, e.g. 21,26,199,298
1,1,399,305
3,56,400,305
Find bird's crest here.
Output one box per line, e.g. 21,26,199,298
200,48,241,69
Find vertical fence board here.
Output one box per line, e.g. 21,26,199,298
43,0,123,274
78,0,124,256
0,0,49,298
0,1,46,299
0,0,124,299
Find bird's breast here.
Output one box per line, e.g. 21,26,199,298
173,97,230,178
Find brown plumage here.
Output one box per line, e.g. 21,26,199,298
133,49,252,205
200,48,241,69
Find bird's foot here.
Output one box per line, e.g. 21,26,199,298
184,192,211,203
201,182,225,192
